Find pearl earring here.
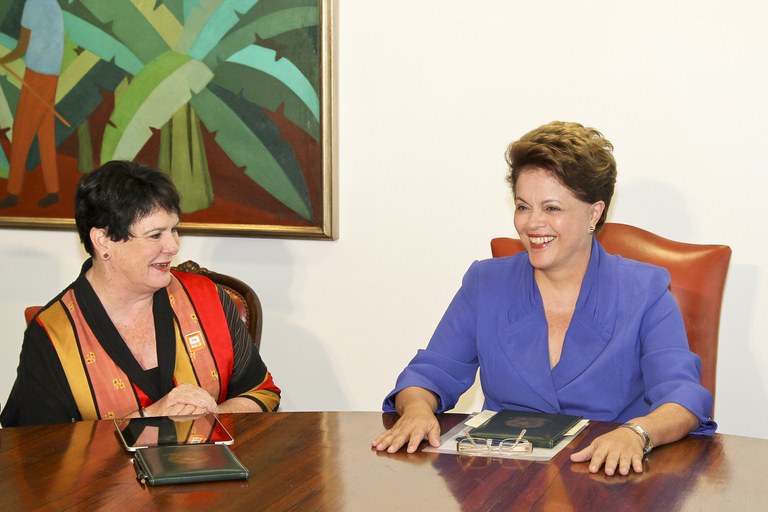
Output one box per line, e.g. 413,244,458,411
587,226,595,235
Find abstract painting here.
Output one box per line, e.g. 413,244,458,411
0,0,336,239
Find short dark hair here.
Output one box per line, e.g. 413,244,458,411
505,121,617,230
75,161,181,255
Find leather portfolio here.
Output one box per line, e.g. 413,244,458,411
469,410,583,448
133,444,249,486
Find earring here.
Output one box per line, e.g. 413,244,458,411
103,253,110,260
587,226,595,235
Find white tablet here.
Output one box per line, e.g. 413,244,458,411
114,413,234,452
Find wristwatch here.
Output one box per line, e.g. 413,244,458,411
620,422,653,455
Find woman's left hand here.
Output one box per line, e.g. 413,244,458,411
570,427,645,476
145,383,218,417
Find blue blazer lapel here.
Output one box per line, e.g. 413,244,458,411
498,315,561,410
552,239,618,388
552,319,612,388
495,266,561,411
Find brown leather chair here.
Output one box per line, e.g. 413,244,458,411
23,306,41,325
490,222,731,412
25,260,263,350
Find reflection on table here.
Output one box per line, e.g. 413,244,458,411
0,412,764,511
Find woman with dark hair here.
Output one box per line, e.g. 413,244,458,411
1,161,280,426
373,122,715,476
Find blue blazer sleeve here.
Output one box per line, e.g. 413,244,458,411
382,261,484,413
635,266,716,435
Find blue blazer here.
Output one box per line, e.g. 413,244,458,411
383,238,716,435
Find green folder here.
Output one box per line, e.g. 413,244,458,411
469,410,583,449
133,444,249,486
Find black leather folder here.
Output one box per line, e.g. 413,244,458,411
133,444,249,486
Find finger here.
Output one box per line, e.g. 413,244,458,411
178,404,198,416
372,430,394,450
602,452,620,476
174,404,195,416
588,447,608,474
193,393,217,412
632,453,645,473
189,386,217,406
169,385,217,409
405,431,425,454
427,424,442,448
372,430,393,448
172,404,191,416
386,430,411,453
195,393,217,410
388,424,424,454
165,402,200,416
376,430,406,453
164,403,186,416
618,452,633,476
570,445,594,462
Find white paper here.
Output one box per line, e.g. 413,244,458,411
423,413,589,462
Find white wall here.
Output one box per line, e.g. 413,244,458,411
1,0,766,438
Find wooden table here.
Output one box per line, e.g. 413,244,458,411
0,412,764,511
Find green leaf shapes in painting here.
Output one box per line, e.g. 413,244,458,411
212,61,318,140
202,6,319,69
101,51,214,162
177,0,258,58
191,86,312,220
62,14,142,75
67,0,169,66
227,45,318,121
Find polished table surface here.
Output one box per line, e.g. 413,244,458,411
0,411,765,511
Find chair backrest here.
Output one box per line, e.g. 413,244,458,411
490,222,731,410
173,260,263,350
24,260,263,350
24,306,42,325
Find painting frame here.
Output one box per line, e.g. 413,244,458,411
0,0,337,240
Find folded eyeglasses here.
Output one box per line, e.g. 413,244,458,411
456,428,533,455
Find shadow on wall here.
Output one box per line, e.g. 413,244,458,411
611,179,764,435
208,241,349,411
609,179,693,238
714,263,764,437
0,244,74,415
451,370,484,413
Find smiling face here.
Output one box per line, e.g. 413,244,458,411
95,209,181,295
513,167,604,279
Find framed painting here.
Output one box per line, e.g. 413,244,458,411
0,0,336,239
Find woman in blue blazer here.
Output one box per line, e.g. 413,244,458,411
373,121,715,476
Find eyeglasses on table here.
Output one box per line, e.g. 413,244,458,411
456,428,532,455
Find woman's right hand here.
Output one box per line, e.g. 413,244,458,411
371,387,441,453
144,383,218,417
